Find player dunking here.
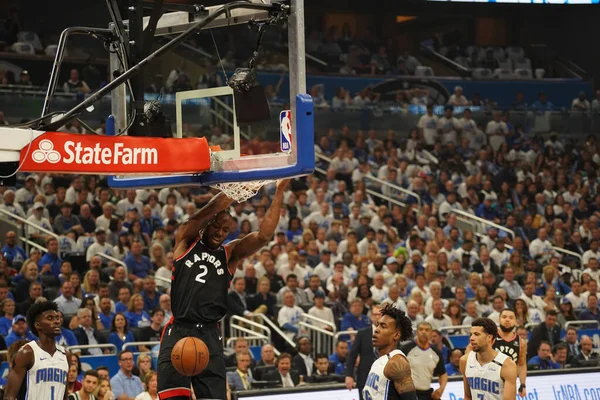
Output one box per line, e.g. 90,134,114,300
4,301,71,400
158,180,290,400
465,309,527,397
363,304,418,400
461,318,517,400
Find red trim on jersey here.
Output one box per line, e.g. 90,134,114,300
224,243,231,261
160,316,174,342
174,236,201,262
159,388,191,399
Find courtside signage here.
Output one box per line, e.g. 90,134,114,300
20,132,211,174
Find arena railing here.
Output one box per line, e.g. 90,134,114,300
226,336,277,355
315,153,417,209
565,321,600,330
94,251,128,271
0,208,60,242
551,246,584,266
254,314,297,349
299,313,337,356
19,237,48,254
154,275,172,286
122,341,160,352
314,164,407,210
450,209,515,240
333,330,361,342
230,315,272,343
67,343,118,354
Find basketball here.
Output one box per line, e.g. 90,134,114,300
170,337,210,376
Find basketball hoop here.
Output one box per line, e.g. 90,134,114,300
211,180,274,203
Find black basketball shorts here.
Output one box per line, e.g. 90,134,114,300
158,317,225,400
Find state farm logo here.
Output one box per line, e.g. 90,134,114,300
30,139,158,165
32,140,61,164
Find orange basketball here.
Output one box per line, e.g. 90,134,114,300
171,337,210,376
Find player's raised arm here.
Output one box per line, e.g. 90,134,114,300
175,192,233,249
459,354,471,400
383,355,418,400
501,358,518,400
226,179,290,272
4,345,34,400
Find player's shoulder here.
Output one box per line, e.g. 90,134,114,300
55,344,68,355
399,340,417,354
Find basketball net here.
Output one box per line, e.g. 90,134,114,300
209,150,274,202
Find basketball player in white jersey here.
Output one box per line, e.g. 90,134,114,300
464,308,527,397
460,318,517,400
4,301,71,400
363,304,418,400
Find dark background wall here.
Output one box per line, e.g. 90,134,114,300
1,0,598,86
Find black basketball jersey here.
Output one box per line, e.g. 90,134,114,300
493,332,521,363
171,238,232,323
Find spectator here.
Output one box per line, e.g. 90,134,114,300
276,274,309,306
425,299,453,330
110,350,144,398
54,281,82,318
26,202,53,244
108,267,133,301
307,290,335,330
247,276,277,322
227,349,255,390
135,371,158,400
570,336,599,367
63,69,91,94
98,296,115,330
53,203,83,235
86,228,115,262
224,338,255,368
264,353,300,387
553,343,569,369
527,341,560,370
16,282,42,316
499,267,524,301
341,298,371,332
572,92,590,113
1,231,26,267
0,190,26,221
579,294,600,323
257,344,277,367
448,86,469,106
445,348,462,376
527,310,560,359
277,291,304,339
417,104,439,147
5,315,36,346
108,312,136,353
55,311,78,348
137,308,164,351
0,298,15,335
329,339,349,375
125,241,153,282
126,294,151,328
73,308,109,356
68,369,99,400
292,336,314,377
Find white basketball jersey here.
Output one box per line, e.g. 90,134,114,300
25,341,69,400
363,349,407,400
465,350,509,400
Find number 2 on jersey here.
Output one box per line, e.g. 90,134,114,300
195,265,208,283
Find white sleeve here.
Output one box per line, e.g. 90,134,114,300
417,116,425,129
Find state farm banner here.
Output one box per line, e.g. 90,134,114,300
19,132,211,174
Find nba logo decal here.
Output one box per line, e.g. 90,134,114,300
280,110,292,153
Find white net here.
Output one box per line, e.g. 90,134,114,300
211,180,274,202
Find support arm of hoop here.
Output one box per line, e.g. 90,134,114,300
106,94,314,189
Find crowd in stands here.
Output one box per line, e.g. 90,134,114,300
0,90,599,398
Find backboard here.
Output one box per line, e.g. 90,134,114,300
107,0,314,189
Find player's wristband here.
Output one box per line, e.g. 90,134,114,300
519,384,526,391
